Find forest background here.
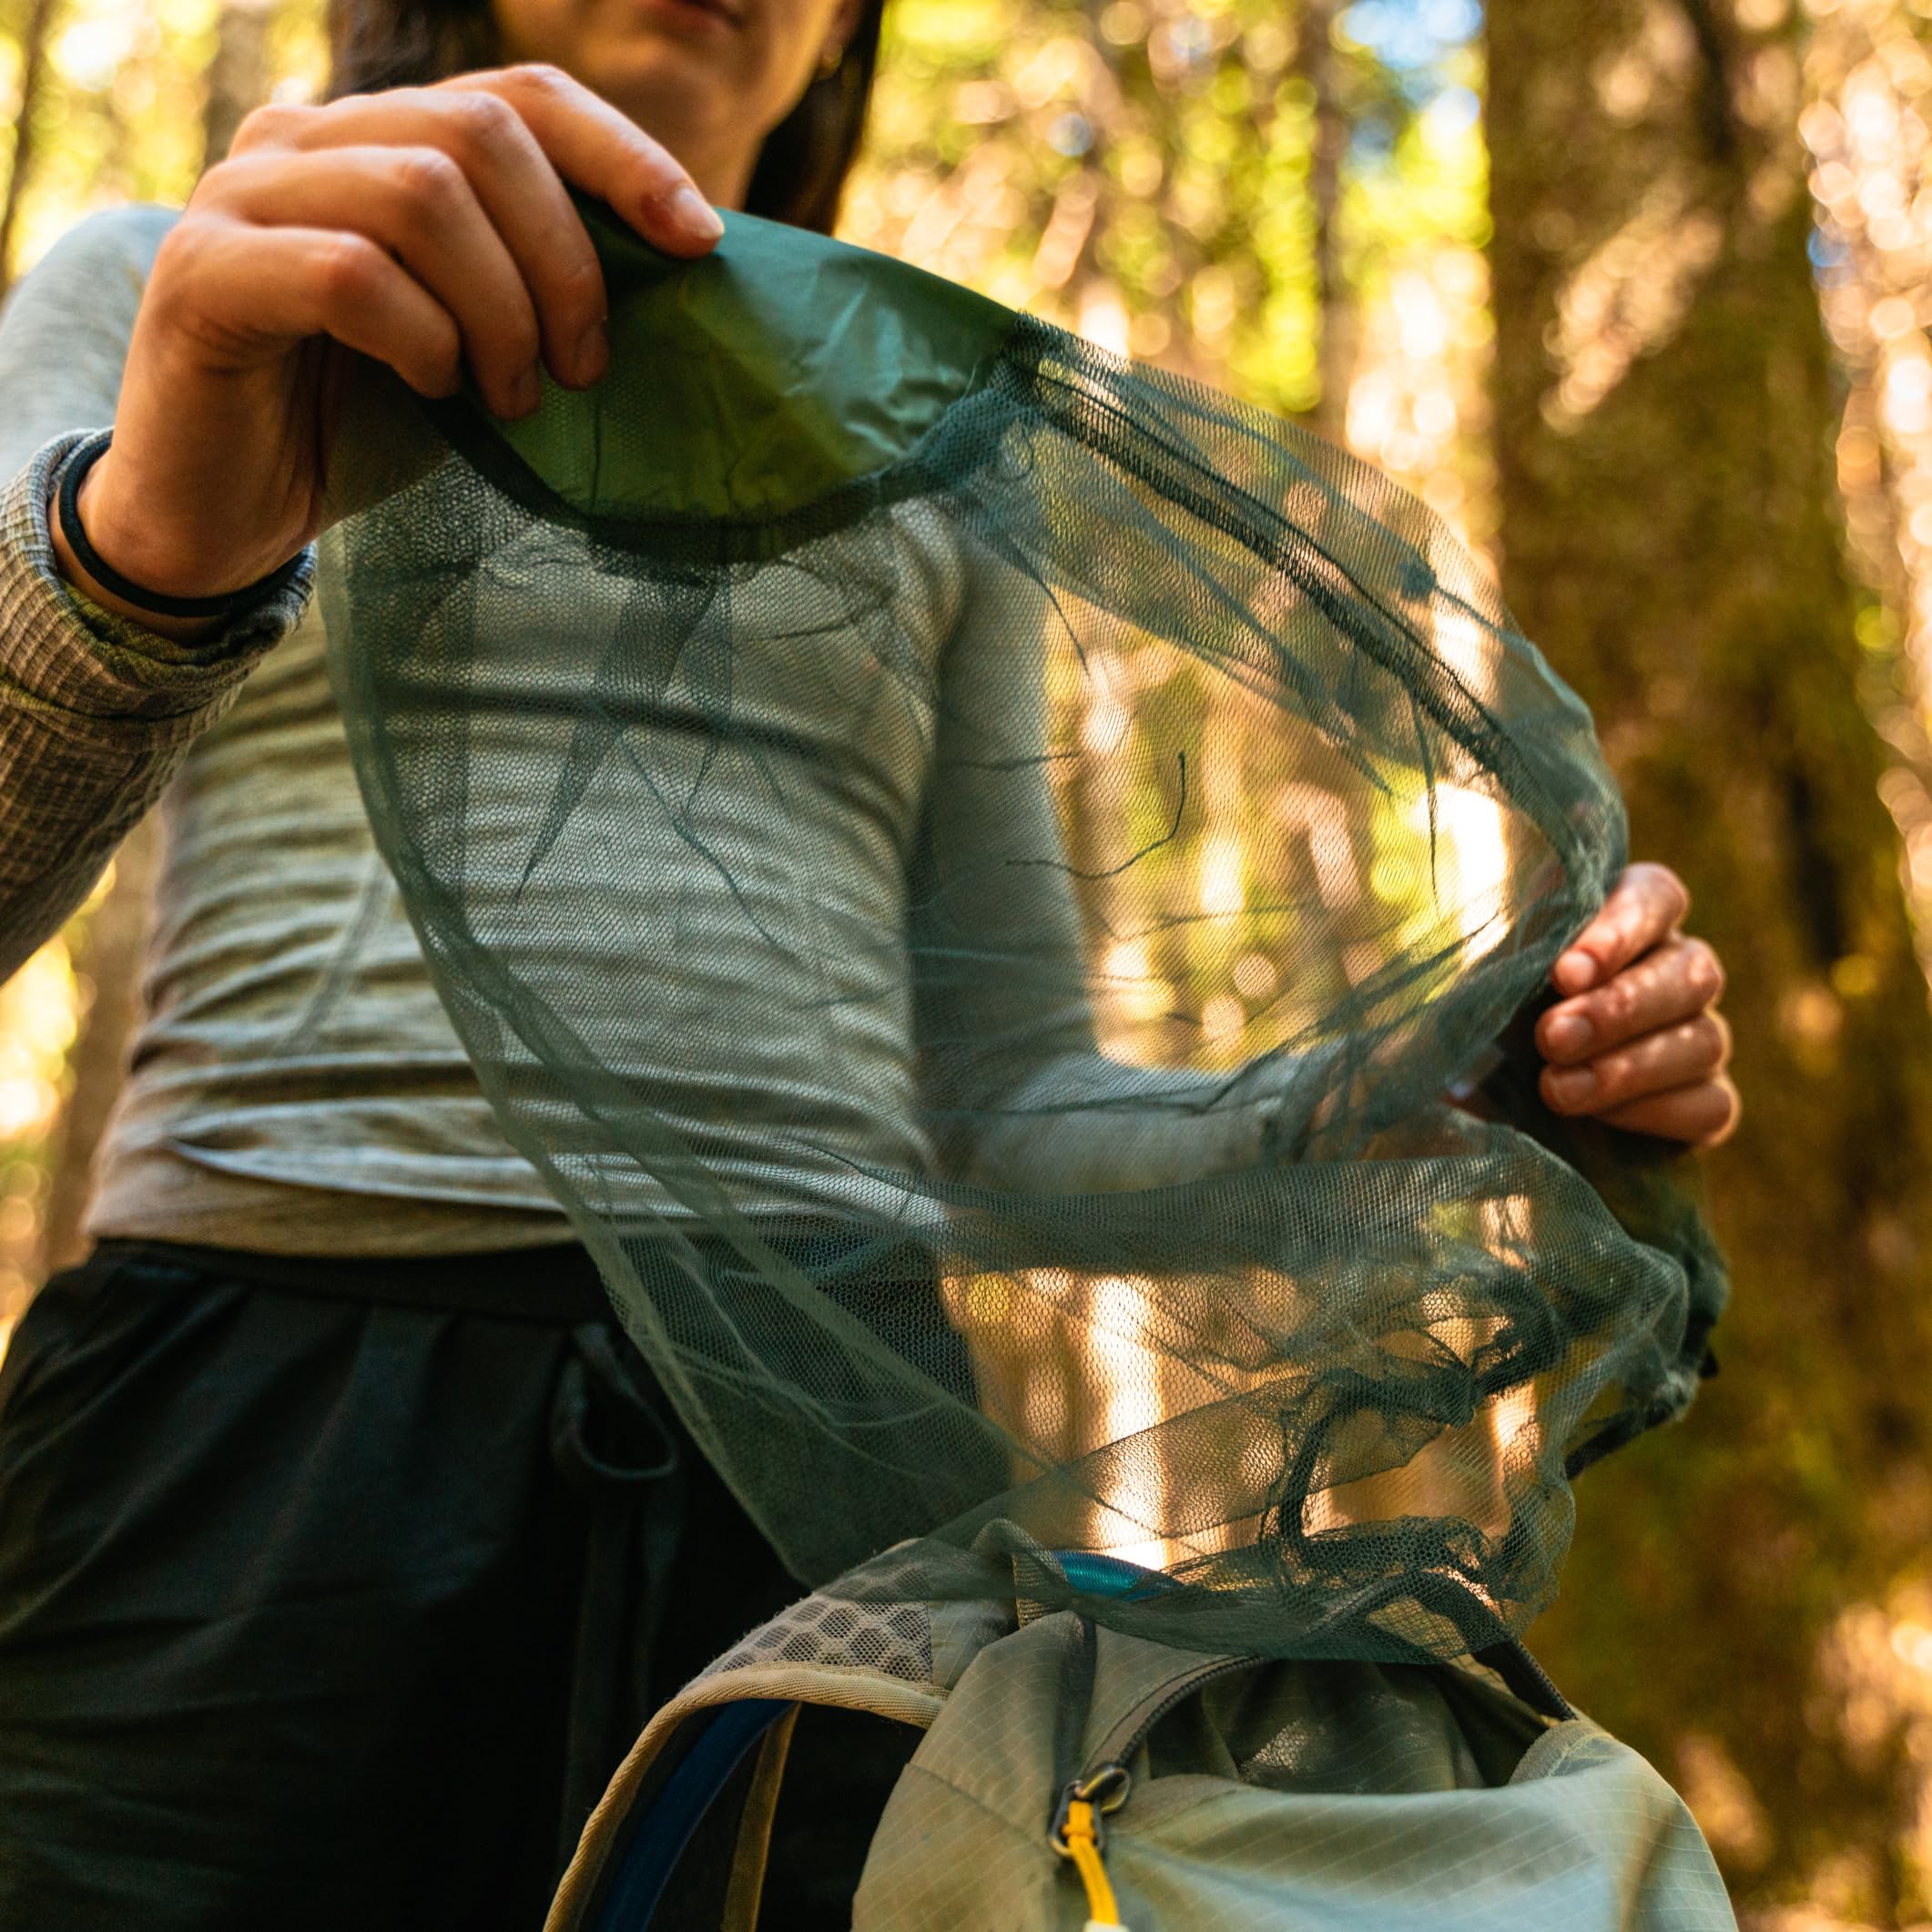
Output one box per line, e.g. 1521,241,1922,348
4,0,1932,1917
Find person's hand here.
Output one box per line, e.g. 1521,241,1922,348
1534,861,1739,1146
49,64,723,640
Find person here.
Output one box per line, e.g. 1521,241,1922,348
0,1,1740,1925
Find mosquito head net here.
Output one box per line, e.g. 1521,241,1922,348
320,198,1724,1666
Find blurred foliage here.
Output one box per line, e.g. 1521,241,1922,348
5,0,1932,1921
0,922,73,1313
845,0,1496,530
0,0,325,285
1489,0,1932,1917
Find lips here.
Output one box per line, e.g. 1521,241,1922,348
653,0,742,24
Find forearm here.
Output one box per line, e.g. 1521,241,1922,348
0,435,310,981
0,207,321,980
919,554,1335,1194
956,1038,1342,1195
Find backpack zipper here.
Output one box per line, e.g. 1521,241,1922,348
1050,1763,1132,1929
1049,1655,1252,1930
1083,1653,1256,1772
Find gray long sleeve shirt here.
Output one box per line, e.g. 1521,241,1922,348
0,205,1286,1257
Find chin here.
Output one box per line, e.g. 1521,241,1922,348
554,36,682,110
578,15,745,97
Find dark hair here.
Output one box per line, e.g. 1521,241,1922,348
325,0,887,234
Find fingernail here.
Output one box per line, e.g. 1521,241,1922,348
498,367,544,421
1545,1014,1591,1058
1556,948,1598,991
574,318,608,386
667,183,725,240
1547,1067,1598,1109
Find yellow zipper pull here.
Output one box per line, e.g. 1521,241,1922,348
1051,1765,1133,1931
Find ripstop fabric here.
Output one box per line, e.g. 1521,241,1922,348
538,1575,1735,1932
318,195,1726,1673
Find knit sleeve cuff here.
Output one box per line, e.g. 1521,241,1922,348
0,431,314,725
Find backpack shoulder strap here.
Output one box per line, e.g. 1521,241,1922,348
547,1583,1000,1932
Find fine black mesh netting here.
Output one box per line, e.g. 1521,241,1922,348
320,198,1724,1667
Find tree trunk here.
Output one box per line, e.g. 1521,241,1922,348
1487,0,1932,1911
0,0,64,297
1296,0,1355,437
200,0,278,173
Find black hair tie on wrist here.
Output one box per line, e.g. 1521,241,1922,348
56,429,309,623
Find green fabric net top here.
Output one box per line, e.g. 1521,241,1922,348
320,198,1724,1666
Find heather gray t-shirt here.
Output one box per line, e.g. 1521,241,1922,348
0,206,1281,1257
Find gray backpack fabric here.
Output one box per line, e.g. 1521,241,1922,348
545,1557,1734,1932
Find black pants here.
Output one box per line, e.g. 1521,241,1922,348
0,1241,908,1931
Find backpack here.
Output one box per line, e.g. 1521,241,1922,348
544,1565,1734,1932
